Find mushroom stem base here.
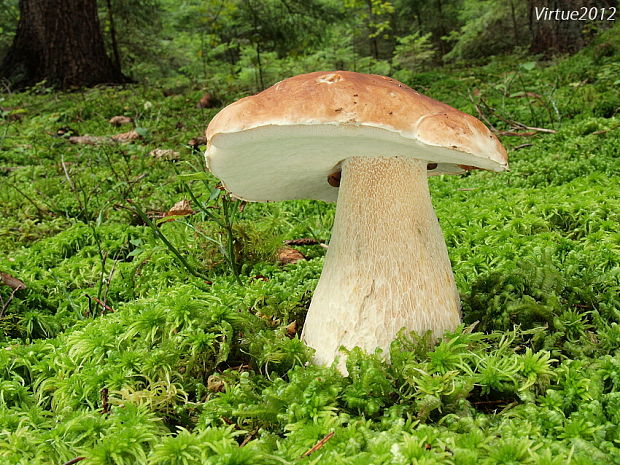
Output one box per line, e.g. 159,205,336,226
301,156,461,373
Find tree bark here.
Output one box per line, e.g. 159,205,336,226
0,0,129,90
105,0,122,72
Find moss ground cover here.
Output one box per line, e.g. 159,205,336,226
0,32,619,464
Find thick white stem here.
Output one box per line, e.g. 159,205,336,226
301,156,461,371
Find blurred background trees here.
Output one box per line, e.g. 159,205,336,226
0,0,616,91
0,0,128,89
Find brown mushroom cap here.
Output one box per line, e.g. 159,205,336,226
206,71,508,202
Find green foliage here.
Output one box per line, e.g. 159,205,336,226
99,0,165,78
0,23,619,465
392,31,435,78
346,0,394,37
443,0,529,61
0,0,17,56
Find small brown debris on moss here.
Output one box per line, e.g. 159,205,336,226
111,129,141,142
0,272,26,290
277,247,306,265
165,199,194,217
286,321,298,337
109,115,133,126
207,375,225,393
149,148,180,161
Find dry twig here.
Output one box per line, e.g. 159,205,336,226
469,93,557,137
240,429,258,447
100,387,110,414
0,272,25,316
284,238,325,246
302,432,335,457
0,287,20,316
513,143,534,151
61,458,86,465
85,294,115,314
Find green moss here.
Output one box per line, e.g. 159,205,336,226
0,36,619,463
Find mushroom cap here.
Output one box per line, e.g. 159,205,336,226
206,71,508,202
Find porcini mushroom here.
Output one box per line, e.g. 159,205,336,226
205,71,507,372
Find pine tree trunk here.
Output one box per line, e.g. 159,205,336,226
0,0,129,90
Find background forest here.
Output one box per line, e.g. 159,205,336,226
0,0,616,94
0,0,619,464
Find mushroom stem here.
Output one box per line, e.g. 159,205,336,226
301,156,461,372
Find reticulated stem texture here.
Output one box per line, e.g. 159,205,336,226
301,156,461,372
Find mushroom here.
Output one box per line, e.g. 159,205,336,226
205,71,508,372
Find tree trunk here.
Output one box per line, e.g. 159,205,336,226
366,0,379,59
435,0,447,56
509,0,519,46
105,0,122,72
0,0,129,90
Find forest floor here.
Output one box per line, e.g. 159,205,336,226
0,29,619,464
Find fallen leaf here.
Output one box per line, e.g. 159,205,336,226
111,130,141,142
277,247,306,265
286,321,297,338
109,115,133,126
0,272,26,290
69,131,141,145
165,199,193,217
68,135,108,145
